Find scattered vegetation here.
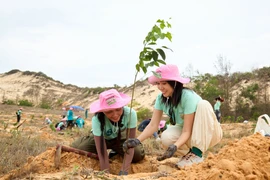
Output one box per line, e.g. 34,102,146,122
39,99,51,109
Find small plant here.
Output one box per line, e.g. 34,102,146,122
40,102,51,109
129,18,173,119
2,121,8,130
49,123,56,132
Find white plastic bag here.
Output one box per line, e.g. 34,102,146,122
254,114,270,135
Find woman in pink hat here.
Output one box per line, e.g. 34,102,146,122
123,64,223,168
71,89,145,175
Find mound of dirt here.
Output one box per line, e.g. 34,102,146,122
1,133,269,180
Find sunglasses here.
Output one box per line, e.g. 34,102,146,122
168,106,176,125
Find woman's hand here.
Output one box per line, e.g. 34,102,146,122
123,138,141,154
157,144,177,161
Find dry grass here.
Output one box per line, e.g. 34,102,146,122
0,131,55,175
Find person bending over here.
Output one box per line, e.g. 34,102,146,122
123,64,222,168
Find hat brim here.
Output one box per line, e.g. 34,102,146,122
90,93,131,113
148,75,190,85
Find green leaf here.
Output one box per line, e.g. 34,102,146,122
144,47,154,51
145,61,155,68
156,48,166,60
157,19,164,24
165,32,172,41
145,53,152,61
157,59,166,65
151,35,157,42
153,61,159,66
162,46,173,52
166,22,172,28
139,51,145,59
142,67,147,73
153,25,161,35
152,51,158,61
160,33,165,39
139,60,144,68
152,71,162,78
160,22,165,29
136,64,140,72
148,42,157,45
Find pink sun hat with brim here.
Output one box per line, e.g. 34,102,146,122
148,64,190,85
90,89,131,113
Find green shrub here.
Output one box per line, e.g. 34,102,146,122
236,116,244,123
18,99,33,107
92,87,106,94
137,108,152,121
2,99,16,105
40,102,51,109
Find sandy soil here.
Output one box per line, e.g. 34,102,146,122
0,104,270,180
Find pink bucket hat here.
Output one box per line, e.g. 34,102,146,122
90,89,131,113
148,64,190,85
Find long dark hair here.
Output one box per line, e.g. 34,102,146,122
161,81,190,108
94,110,124,157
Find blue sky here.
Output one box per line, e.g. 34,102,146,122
0,0,269,87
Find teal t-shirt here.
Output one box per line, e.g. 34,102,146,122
76,118,85,128
154,89,202,125
16,110,22,116
67,110,73,120
92,106,137,140
214,101,221,111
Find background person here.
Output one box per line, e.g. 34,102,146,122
214,96,224,123
66,107,74,129
71,89,145,175
44,117,52,125
123,64,223,168
55,121,65,131
85,109,88,119
137,119,167,140
16,107,22,123
75,115,85,128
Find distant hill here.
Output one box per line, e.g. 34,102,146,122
0,69,159,110
0,68,269,120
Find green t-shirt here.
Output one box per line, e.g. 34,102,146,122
92,106,137,140
154,89,202,125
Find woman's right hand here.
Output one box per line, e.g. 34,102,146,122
157,144,177,161
123,138,141,154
